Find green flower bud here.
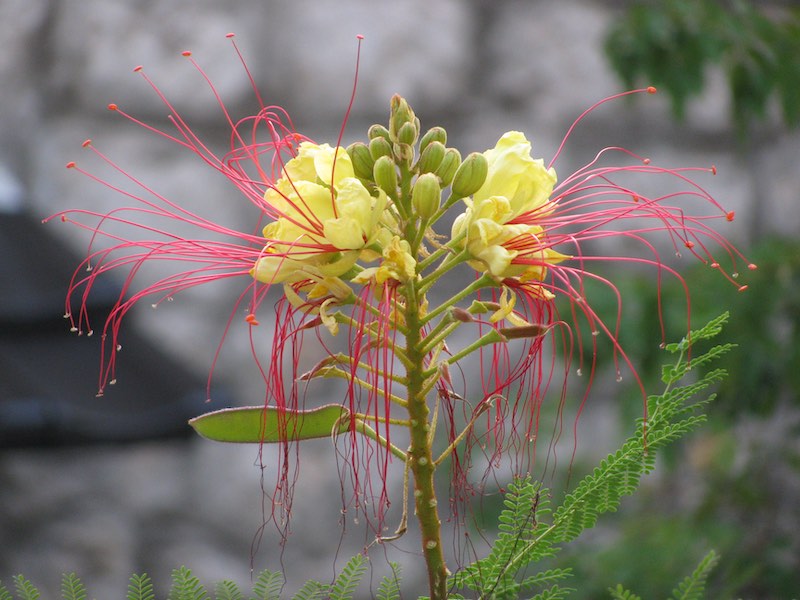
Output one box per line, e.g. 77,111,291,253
451,151,489,198
434,148,461,187
419,126,447,153
411,173,441,219
393,142,415,165
369,136,393,161
416,140,446,174
397,121,418,146
389,95,416,141
346,142,375,181
368,124,391,143
373,155,398,197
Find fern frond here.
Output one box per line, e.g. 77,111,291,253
250,569,283,600
608,583,642,600
670,550,720,600
168,567,208,600
329,554,368,600
214,580,243,600
127,573,155,600
664,312,730,354
61,573,87,600
290,578,326,600
376,562,402,600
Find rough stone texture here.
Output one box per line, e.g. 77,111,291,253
1,1,798,597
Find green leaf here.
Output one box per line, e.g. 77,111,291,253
670,550,720,600
329,554,368,600
0,580,13,600
290,579,327,600
12,576,40,600
127,574,154,600
61,573,87,600
168,567,208,600
214,580,243,600
376,563,402,600
250,569,283,600
189,404,351,443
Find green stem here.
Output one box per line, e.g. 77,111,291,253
421,273,494,326
403,278,448,600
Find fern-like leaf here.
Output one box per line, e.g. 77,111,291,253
214,580,243,600
329,554,368,600
61,573,87,600
250,569,283,600
290,579,326,600
168,567,208,600
670,550,720,600
376,562,402,600
0,580,13,600
608,583,642,600
529,584,575,600
12,576,40,600
127,573,155,600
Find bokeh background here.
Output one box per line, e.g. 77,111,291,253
1,1,798,597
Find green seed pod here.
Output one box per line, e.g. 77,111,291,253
416,140,446,174
373,155,398,197
369,136,394,161
434,148,461,187
451,151,489,198
419,126,447,153
346,142,375,181
368,124,391,144
411,172,442,219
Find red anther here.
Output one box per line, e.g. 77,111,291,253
642,157,651,165
726,211,735,221
245,313,260,326
738,285,749,292
748,263,758,270
356,34,365,40
711,165,717,175
226,32,235,38
61,215,68,222
66,161,76,169
632,194,640,203
710,262,720,269
182,50,192,57
685,241,695,249
646,86,657,94
82,139,92,147
107,103,118,111
133,65,143,72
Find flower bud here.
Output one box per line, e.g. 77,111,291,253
368,124,391,144
389,95,416,141
411,173,441,219
373,155,398,197
347,142,375,181
434,148,461,186
419,126,447,153
397,121,418,146
451,151,489,198
369,136,393,161
416,140,446,174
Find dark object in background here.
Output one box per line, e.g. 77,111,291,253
0,210,230,448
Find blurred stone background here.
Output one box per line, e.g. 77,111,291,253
1,0,798,597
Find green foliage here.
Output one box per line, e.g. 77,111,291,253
329,554,368,600
128,573,155,600
670,550,720,600
213,581,243,600
288,579,326,600
12,577,38,600
605,0,800,133
60,574,86,600
250,569,283,600
449,315,729,598
376,562,402,600
168,567,208,600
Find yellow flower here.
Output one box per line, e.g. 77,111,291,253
253,143,388,284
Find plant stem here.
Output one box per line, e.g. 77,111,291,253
404,278,448,600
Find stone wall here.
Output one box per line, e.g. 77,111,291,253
1,1,798,597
